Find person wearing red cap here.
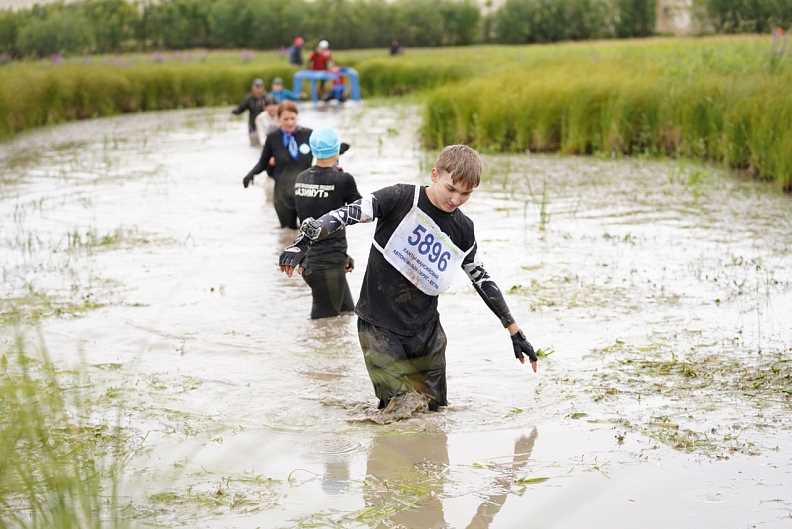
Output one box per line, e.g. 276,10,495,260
288,36,304,66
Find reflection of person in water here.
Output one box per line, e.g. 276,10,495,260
364,431,449,528
465,428,538,529
279,145,539,410
362,428,538,529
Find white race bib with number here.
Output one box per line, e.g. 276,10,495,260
373,185,471,296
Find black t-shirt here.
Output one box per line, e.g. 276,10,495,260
356,183,478,335
296,166,362,269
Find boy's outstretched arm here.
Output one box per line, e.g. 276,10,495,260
278,196,375,276
463,257,538,372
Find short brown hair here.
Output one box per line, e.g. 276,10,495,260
277,101,299,117
435,144,482,188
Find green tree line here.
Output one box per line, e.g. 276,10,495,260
1,0,790,59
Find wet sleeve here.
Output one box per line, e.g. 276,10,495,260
232,96,249,115
298,184,402,242
246,136,273,177
462,243,516,328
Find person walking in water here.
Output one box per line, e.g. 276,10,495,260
279,145,538,410
232,78,274,147
292,128,361,319
243,101,313,229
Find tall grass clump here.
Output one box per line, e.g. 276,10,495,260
0,337,129,529
0,63,294,139
422,37,792,190
0,55,475,139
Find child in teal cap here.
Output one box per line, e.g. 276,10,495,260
291,128,361,319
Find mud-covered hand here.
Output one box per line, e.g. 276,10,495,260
242,172,255,188
345,255,354,273
279,237,309,277
511,330,538,372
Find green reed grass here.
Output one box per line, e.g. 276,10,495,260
0,337,129,529
0,50,468,140
421,37,792,190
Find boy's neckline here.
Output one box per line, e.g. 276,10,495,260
420,185,454,216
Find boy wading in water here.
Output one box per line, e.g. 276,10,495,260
293,128,361,319
279,145,538,411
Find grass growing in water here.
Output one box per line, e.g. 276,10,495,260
0,337,129,529
0,289,104,326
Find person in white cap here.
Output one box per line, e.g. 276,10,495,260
308,40,333,98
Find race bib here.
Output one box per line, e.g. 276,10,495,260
375,186,470,296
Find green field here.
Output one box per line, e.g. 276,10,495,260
2,36,790,189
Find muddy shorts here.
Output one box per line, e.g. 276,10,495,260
301,263,354,319
357,318,447,410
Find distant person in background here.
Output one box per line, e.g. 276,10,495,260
308,40,333,99
232,79,274,147
322,67,347,105
288,36,304,66
390,40,402,56
242,101,313,229
270,77,300,103
308,40,333,71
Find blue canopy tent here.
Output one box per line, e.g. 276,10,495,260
292,68,361,103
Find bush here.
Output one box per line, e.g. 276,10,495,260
695,0,792,33
15,11,95,57
493,0,613,43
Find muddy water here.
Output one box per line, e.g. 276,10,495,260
1,103,791,528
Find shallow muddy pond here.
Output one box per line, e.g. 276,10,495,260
1,103,791,528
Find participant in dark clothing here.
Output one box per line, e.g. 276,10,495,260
231,79,274,146
288,36,304,66
294,128,361,319
279,145,539,410
242,101,312,229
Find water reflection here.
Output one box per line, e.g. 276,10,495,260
360,427,538,529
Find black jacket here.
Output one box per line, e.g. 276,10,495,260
232,94,274,132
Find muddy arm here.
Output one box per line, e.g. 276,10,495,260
299,194,376,242
463,259,515,328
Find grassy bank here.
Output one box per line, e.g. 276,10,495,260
421,36,792,190
0,48,469,140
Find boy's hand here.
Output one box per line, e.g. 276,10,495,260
510,330,538,372
279,237,310,277
345,255,354,273
242,173,254,188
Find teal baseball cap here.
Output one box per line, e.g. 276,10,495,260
309,128,341,160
